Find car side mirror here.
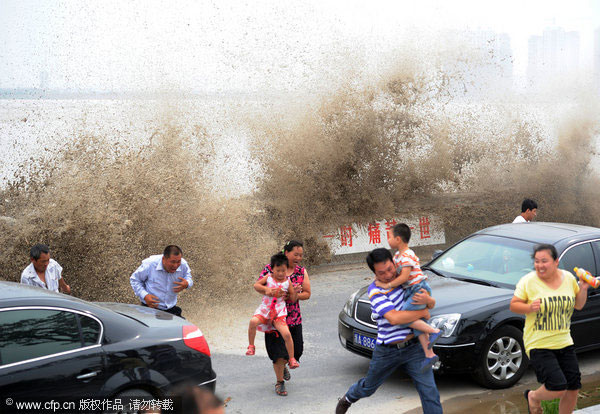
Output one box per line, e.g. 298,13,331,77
432,250,444,261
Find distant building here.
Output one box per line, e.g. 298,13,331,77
527,26,580,88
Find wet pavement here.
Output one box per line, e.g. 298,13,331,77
420,372,600,414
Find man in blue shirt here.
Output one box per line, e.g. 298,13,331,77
130,245,193,317
336,248,443,414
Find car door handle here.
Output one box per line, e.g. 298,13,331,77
77,371,100,380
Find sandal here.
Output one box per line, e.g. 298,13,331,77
288,357,299,369
283,366,291,381
428,330,442,349
245,345,255,356
275,381,287,396
419,355,439,373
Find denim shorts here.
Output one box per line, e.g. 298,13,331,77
529,346,581,391
402,280,432,311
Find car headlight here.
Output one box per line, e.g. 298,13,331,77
429,313,461,337
343,290,359,316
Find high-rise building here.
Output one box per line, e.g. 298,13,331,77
527,26,580,87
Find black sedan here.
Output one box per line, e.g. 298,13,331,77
0,281,216,405
338,222,600,389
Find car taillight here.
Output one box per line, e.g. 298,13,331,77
182,325,211,356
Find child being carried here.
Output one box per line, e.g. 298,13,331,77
246,253,299,369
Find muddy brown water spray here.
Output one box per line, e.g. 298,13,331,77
1,56,599,316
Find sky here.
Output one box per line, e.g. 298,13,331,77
1,0,599,92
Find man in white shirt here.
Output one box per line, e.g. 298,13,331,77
21,244,71,294
513,199,538,223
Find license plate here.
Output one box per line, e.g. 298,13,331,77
353,332,376,350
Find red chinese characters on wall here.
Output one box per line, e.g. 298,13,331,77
340,225,353,247
368,223,381,244
323,216,437,251
384,219,397,239
419,216,431,239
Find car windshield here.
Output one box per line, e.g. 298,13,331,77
428,234,536,288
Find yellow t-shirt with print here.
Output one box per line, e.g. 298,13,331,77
514,270,579,356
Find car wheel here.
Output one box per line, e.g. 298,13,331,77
471,325,528,389
105,389,154,414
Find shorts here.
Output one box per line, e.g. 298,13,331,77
529,346,581,391
401,280,432,311
264,324,303,363
397,280,432,334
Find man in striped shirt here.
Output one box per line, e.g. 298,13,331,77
336,248,443,414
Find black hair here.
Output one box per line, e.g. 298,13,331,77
177,384,224,414
366,248,394,273
532,244,558,260
163,245,183,258
270,252,289,268
30,244,49,260
283,240,303,253
392,223,411,243
521,198,538,213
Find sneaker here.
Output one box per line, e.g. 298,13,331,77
428,331,442,349
420,355,439,373
335,396,352,414
283,366,291,381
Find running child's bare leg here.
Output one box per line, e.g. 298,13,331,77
248,316,260,345
273,319,299,368
409,319,441,359
409,319,438,334
246,316,260,355
417,333,437,358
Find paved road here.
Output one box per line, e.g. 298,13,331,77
201,263,600,414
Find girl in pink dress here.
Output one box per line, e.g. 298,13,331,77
246,253,299,370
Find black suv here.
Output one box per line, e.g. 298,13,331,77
338,222,600,388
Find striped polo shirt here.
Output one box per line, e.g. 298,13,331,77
368,282,412,345
394,248,428,287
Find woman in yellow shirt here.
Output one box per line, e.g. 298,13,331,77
510,244,590,414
